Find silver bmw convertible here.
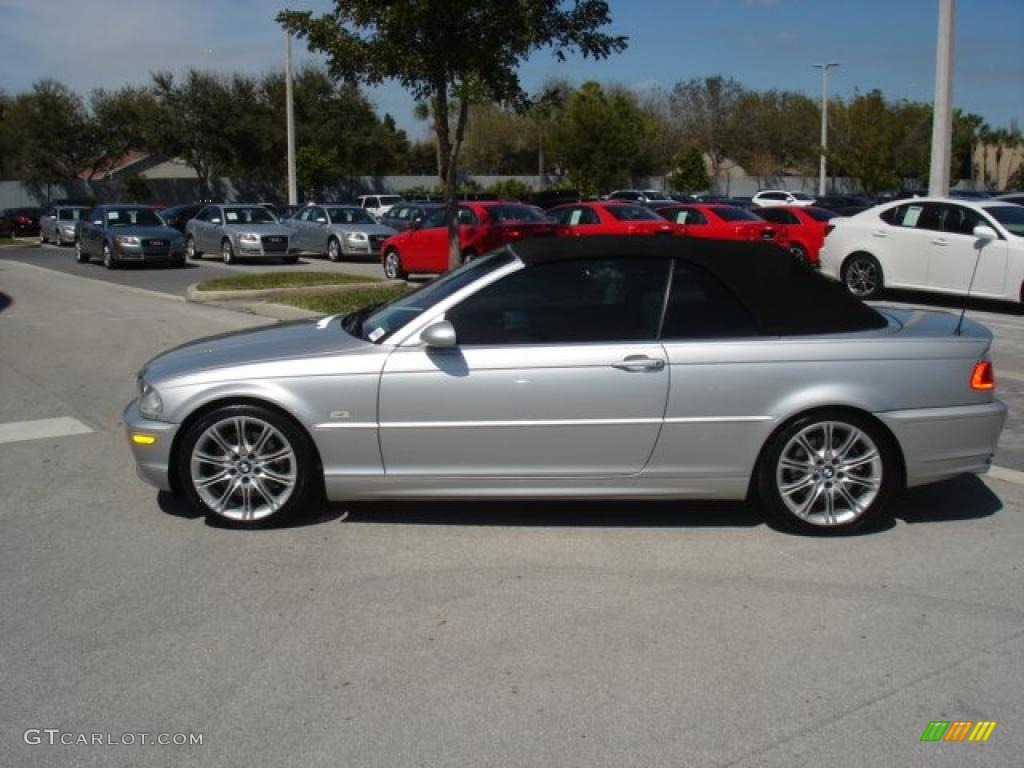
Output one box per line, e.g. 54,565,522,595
124,236,1007,533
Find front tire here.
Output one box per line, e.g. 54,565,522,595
186,236,202,260
177,404,319,527
221,239,235,264
758,410,897,535
102,243,117,269
75,240,88,263
327,237,341,262
383,248,406,280
841,253,883,300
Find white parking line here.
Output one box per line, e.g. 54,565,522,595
0,417,94,446
988,465,1024,486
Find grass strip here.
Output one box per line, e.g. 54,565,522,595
196,271,378,291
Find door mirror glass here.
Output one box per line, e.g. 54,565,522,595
316,217,327,224
972,224,998,241
211,218,222,225
420,321,457,348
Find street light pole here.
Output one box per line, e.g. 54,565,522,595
928,0,956,197
813,62,839,198
285,32,298,206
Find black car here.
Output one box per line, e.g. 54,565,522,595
158,203,205,233
379,201,445,232
0,207,41,237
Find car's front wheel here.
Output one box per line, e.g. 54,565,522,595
221,239,235,264
758,410,898,534
383,248,406,280
186,236,202,260
327,237,341,262
103,243,117,269
177,404,319,527
75,240,88,263
842,253,883,300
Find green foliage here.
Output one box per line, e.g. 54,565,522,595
123,175,151,202
550,81,655,195
489,178,532,199
666,146,710,193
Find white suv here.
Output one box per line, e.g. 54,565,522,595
752,190,815,207
357,194,403,222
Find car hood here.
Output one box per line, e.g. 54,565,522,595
328,223,396,236
141,315,372,384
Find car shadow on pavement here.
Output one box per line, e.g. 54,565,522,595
892,474,1003,525
878,290,1024,317
0,291,12,313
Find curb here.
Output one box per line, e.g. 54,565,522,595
185,279,405,304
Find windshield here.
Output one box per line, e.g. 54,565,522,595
353,250,516,343
487,204,549,223
106,208,164,227
59,208,87,221
985,205,1024,237
326,207,375,224
714,206,760,222
605,204,662,222
224,207,278,224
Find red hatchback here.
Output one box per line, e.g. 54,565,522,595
547,201,677,237
751,205,839,265
651,203,780,245
380,201,557,279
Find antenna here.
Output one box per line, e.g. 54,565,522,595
955,224,993,336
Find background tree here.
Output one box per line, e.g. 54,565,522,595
550,81,655,194
666,146,710,193
278,0,627,270
668,76,744,188
89,86,161,178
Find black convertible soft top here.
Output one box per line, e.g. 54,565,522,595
507,235,888,336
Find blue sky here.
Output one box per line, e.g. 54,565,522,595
1,0,1020,140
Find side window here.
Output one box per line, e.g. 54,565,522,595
422,208,448,228
942,205,983,236
312,207,327,222
660,261,759,340
553,207,576,225
579,207,601,225
446,257,671,345
680,209,708,225
458,207,479,226
915,203,945,231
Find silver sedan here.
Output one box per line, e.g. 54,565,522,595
289,204,396,260
124,236,1006,534
185,204,296,264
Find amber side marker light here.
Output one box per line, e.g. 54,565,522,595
971,361,995,390
131,434,158,446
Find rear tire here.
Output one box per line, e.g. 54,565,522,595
841,253,883,300
758,410,898,535
186,236,202,260
788,243,808,266
383,248,406,280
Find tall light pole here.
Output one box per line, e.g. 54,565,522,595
813,62,839,197
928,0,955,197
285,32,298,206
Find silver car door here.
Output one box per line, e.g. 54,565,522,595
378,257,671,477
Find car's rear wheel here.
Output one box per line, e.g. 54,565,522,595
841,253,883,300
177,404,318,527
788,243,808,266
40,230,47,244
758,411,897,534
327,237,341,262
383,248,406,280
186,236,202,260
221,239,235,264
283,255,298,264
75,240,88,263
102,243,117,269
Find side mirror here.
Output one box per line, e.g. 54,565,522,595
211,218,222,225
92,220,103,225
409,219,422,230
973,224,998,242
316,218,327,224
420,321,457,349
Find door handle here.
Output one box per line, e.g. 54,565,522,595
612,355,665,371
931,238,948,246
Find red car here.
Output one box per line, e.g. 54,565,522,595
547,201,677,237
380,201,557,279
750,205,839,265
650,203,780,245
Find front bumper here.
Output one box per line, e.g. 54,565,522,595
878,400,1008,487
115,245,186,263
123,399,180,491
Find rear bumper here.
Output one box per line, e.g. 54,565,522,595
878,401,1008,487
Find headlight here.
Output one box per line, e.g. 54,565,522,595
139,380,163,419
117,235,141,246
239,233,260,244
345,232,368,241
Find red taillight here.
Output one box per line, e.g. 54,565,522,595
971,361,995,390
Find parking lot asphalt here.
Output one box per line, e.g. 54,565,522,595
1,258,1023,768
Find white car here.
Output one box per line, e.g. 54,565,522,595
820,197,1024,303
752,190,815,207
357,194,403,222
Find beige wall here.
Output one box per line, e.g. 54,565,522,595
973,142,1023,190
